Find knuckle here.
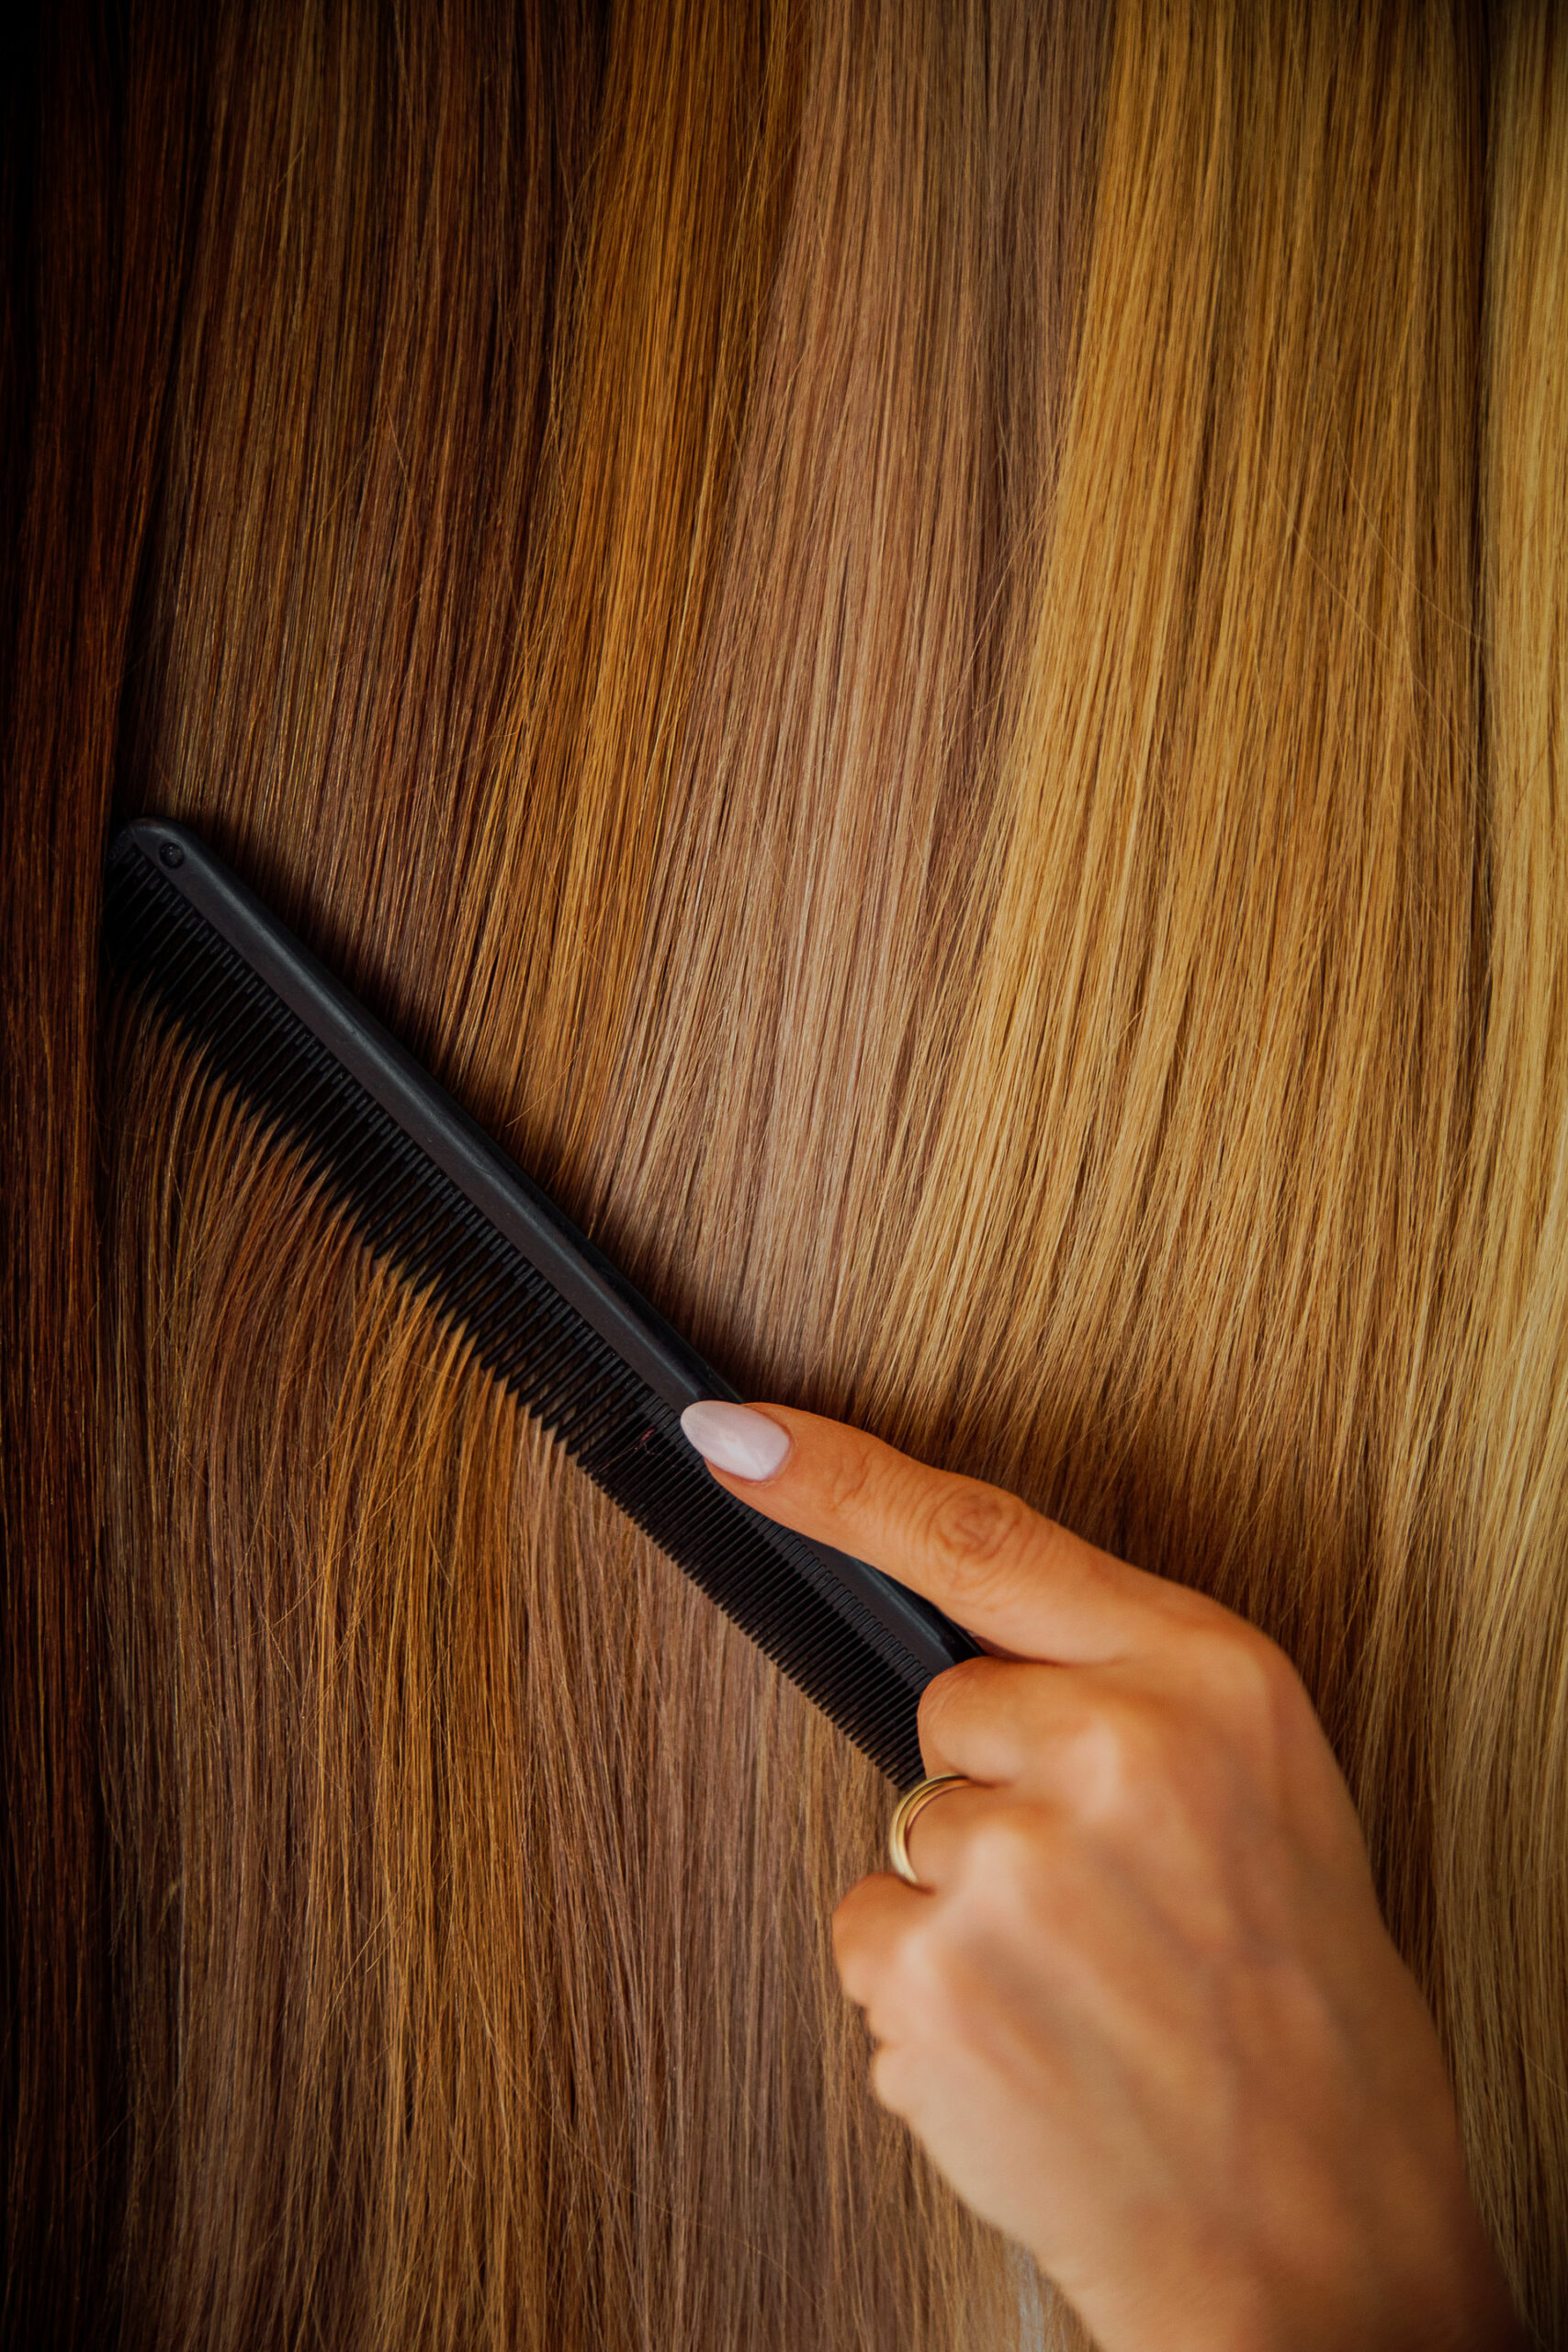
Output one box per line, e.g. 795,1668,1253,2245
821,1430,884,1522
1204,1623,1303,1736
886,1916,973,2040
829,1898,857,1969
1077,1693,1168,1813
889,1914,944,1994
964,1797,1059,1913
854,1917,938,2045
922,1481,1038,1608
830,1887,882,1991
916,1654,992,1751
836,1897,967,2034
869,2040,916,2118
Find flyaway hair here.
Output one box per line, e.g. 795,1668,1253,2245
3,3,1566,2346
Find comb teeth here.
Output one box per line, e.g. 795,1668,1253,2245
102,830,971,1789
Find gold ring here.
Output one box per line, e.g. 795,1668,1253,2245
886,1774,972,1887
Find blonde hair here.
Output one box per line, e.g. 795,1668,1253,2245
4,2,1564,2345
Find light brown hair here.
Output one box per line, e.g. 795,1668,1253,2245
5,3,1564,2346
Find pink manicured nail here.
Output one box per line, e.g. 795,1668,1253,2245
680,1400,792,1481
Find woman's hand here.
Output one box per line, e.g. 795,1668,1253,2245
679,1400,1523,2352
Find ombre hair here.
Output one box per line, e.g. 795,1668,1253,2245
5,4,1565,2346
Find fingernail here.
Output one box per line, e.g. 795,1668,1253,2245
680,1400,793,1482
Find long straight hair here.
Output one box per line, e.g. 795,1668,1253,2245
5,3,1565,2346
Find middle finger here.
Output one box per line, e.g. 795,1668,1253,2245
918,1653,1091,1782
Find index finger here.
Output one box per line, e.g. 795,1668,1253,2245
678,1400,1174,1665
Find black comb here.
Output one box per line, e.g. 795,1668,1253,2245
102,819,979,1789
